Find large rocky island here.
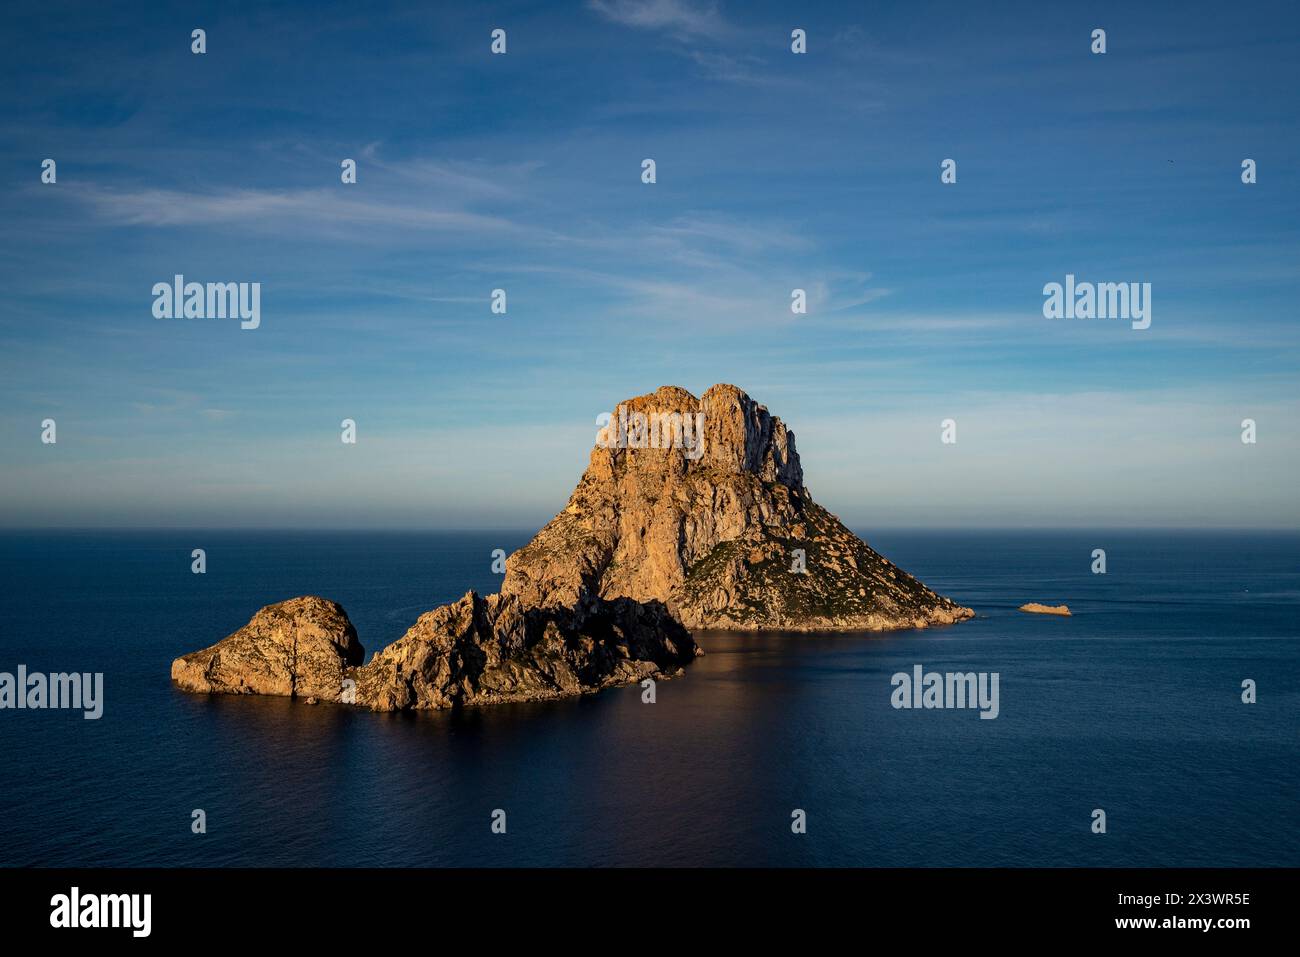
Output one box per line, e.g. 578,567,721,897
171,384,972,711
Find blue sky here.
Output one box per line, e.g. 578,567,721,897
2,0,1298,529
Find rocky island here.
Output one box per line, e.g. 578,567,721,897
503,384,971,631
171,384,973,711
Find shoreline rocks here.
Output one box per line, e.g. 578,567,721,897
172,592,698,712
354,591,699,711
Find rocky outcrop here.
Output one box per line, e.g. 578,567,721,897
170,596,364,699
353,591,698,711
502,384,972,632
1019,603,1071,616
171,592,697,711
171,383,972,712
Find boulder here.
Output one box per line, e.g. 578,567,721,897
170,596,364,700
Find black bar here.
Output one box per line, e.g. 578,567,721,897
0,868,1284,942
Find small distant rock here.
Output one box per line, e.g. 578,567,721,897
1019,602,1071,617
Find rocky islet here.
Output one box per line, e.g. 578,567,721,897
172,384,973,711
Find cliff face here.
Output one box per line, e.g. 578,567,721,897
502,384,973,631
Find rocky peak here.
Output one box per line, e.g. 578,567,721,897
504,384,972,631
592,384,802,490
699,383,803,488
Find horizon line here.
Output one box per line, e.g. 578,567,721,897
3,525,1299,534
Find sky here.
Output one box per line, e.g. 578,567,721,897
1,0,1298,529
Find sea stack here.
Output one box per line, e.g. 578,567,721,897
503,384,973,631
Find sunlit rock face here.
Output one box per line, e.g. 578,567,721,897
170,597,363,699
502,384,973,632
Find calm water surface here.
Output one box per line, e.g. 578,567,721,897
0,529,1296,866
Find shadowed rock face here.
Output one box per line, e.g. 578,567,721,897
501,383,973,631
353,591,698,711
171,592,697,711
170,596,364,699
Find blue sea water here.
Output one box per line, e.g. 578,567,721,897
0,529,1296,867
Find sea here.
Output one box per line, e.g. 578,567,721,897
0,529,1296,867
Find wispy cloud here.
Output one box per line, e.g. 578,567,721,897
4,0,1298,530
74,185,548,240
686,49,792,87
362,149,546,200
587,0,731,40
645,214,812,254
